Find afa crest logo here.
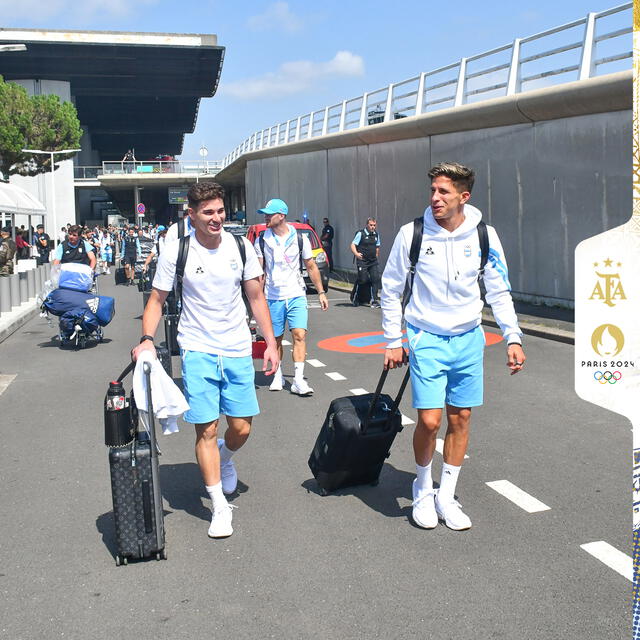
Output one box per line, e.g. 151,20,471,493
588,258,626,307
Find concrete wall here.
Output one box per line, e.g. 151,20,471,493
240,99,630,307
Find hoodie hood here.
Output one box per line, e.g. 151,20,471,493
423,204,483,238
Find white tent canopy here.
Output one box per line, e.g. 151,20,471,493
0,181,47,216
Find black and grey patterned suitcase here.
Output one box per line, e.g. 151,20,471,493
114,267,127,285
108,362,166,565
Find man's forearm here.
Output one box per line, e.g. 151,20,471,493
306,260,324,292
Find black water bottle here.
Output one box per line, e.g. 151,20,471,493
104,381,134,447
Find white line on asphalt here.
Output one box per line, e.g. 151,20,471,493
307,359,326,368
281,339,292,346
0,374,16,397
326,372,347,381
401,414,415,426
580,541,633,581
485,480,551,513
435,438,469,459
349,388,368,395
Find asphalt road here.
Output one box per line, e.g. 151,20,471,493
0,273,630,640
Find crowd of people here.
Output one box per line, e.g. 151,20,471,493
3,162,527,542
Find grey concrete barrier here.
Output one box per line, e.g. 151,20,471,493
19,272,28,304
27,269,35,299
35,266,42,293
9,273,19,310
0,277,11,314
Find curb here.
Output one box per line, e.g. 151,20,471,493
0,301,40,344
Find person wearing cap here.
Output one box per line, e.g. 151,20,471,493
0,226,17,277
254,198,329,396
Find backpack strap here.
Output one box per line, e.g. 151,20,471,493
178,217,185,239
234,234,246,278
402,216,424,310
477,220,489,278
258,231,266,271
296,230,304,273
175,233,190,315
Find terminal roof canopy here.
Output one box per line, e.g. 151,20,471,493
0,28,225,160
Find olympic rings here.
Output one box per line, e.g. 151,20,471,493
593,370,622,384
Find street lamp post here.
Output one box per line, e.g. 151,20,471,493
22,148,81,246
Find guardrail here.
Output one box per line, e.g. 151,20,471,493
73,161,222,180
222,2,632,168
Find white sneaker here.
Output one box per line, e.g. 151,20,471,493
291,379,314,396
411,480,437,529
218,439,238,495
208,504,234,538
106,269,111,275
435,495,472,530
269,375,283,391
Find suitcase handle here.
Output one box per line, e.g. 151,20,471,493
362,367,411,433
116,361,135,382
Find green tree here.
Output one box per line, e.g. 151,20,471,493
0,75,83,180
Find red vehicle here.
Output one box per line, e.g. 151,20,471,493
246,222,329,293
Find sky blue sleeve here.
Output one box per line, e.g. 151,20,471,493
84,240,94,253
54,244,63,260
376,235,381,247
352,231,362,245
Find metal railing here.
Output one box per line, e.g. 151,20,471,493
222,2,632,168
73,160,222,180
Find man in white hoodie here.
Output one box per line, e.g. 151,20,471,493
381,162,526,531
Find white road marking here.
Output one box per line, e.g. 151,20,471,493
0,374,16,396
580,541,633,581
307,359,326,368
325,372,346,381
485,480,551,513
435,438,469,459
281,339,292,346
349,388,368,395
401,414,415,426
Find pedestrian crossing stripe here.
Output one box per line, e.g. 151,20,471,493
0,374,17,397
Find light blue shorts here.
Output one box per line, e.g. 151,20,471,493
407,323,485,409
100,247,112,262
267,296,308,337
181,350,259,424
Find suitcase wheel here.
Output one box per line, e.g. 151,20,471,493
115,555,128,567
319,487,329,497
156,549,167,561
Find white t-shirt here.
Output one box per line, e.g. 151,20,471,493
153,230,262,357
254,225,312,301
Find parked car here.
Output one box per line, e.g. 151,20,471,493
246,222,329,294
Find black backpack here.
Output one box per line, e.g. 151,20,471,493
402,218,489,309
258,229,304,275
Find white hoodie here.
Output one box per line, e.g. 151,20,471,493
381,204,522,348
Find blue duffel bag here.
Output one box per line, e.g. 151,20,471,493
58,263,94,292
59,309,100,340
43,289,115,327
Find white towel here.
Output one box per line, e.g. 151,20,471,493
133,351,189,435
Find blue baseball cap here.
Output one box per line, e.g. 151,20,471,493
257,198,288,216
157,225,166,232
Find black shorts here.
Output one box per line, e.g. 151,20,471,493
123,255,137,267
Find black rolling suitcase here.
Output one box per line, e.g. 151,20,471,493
106,361,166,565
115,267,127,285
164,314,180,356
308,368,410,494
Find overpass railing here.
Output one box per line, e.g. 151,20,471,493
74,160,222,180
222,2,632,168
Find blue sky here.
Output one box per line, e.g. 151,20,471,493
0,0,632,161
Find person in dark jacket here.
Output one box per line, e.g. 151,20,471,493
350,217,381,308
0,227,17,276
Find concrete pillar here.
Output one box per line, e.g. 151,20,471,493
27,269,36,299
19,272,28,303
9,274,19,309
0,277,11,314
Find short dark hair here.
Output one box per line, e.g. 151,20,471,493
428,162,475,193
68,225,81,235
188,182,225,210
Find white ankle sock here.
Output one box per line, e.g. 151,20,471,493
294,362,305,382
206,482,227,511
438,462,461,503
415,462,433,493
217,439,234,464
